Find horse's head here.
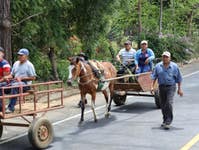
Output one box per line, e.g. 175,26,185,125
67,56,82,86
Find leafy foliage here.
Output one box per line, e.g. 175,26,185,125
9,0,199,82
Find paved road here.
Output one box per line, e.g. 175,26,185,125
1,60,199,150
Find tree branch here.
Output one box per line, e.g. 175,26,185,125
11,12,43,27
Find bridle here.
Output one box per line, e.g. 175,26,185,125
69,61,97,85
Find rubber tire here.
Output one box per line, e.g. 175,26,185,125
154,89,161,109
28,117,54,149
0,119,3,139
113,93,127,106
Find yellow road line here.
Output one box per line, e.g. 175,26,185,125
181,134,199,150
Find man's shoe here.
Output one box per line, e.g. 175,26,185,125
164,124,170,130
5,107,14,114
161,122,166,127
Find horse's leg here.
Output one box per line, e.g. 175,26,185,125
91,92,97,122
108,82,114,112
79,92,86,124
102,89,110,118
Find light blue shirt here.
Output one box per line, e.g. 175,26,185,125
151,61,182,85
118,48,136,65
12,60,36,85
134,48,155,65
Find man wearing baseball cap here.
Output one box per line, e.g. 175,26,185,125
4,48,36,113
0,47,11,111
151,51,183,129
134,40,155,74
116,40,136,74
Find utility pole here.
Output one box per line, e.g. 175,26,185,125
0,0,12,63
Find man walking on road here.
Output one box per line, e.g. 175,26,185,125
151,51,183,129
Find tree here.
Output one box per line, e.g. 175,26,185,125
0,0,12,63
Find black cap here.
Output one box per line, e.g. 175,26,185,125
124,40,131,45
78,52,86,57
0,47,4,52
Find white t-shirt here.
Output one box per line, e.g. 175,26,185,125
118,48,136,65
11,60,36,85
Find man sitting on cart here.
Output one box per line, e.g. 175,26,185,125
116,40,136,74
0,47,12,112
4,48,36,113
134,40,155,74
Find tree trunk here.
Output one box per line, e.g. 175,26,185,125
187,11,193,37
137,0,142,49
0,0,12,64
159,0,163,38
138,0,142,33
48,48,59,80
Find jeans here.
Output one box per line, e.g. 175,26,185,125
135,64,151,74
7,81,30,111
0,82,10,109
159,85,176,125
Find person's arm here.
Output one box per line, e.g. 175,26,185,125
116,50,122,63
145,49,155,64
15,76,36,82
177,82,183,97
176,67,183,97
134,51,139,70
151,66,158,93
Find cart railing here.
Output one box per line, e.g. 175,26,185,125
0,81,64,119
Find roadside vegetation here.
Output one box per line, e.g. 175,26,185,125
1,0,198,82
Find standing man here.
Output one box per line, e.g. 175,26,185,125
116,40,136,74
5,48,36,113
151,51,183,129
134,40,155,74
0,46,11,111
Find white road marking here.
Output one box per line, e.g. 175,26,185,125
183,70,199,78
0,70,199,145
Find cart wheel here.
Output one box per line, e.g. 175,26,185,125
0,119,3,139
154,89,161,109
113,93,127,106
28,117,54,149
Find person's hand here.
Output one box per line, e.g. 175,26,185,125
15,77,22,82
151,87,154,95
177,89,183,97
145,58,149,64
135,65,139,70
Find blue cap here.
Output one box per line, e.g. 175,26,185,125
17,48,29,56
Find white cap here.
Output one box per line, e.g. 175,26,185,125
141,40,148,45
162,51,171,57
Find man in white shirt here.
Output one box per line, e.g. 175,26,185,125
116,40,136,74
5,48,36,113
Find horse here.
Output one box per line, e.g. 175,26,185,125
67,56,117,123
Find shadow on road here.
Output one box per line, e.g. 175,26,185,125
68,115,116,136
111,102,157,114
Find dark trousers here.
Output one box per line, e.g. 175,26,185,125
159,85,176,125
117,64,135,74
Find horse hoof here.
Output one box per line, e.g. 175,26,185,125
105,113,110,118
78,120,83,125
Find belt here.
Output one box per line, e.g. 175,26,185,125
159,84,175,87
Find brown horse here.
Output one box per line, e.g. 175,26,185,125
67,56,117,123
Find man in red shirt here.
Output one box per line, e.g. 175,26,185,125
0,47,11,111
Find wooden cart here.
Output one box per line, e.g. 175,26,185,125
0,81,64,149
112,72,160,108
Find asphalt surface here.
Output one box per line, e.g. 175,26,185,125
1,60,199,150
